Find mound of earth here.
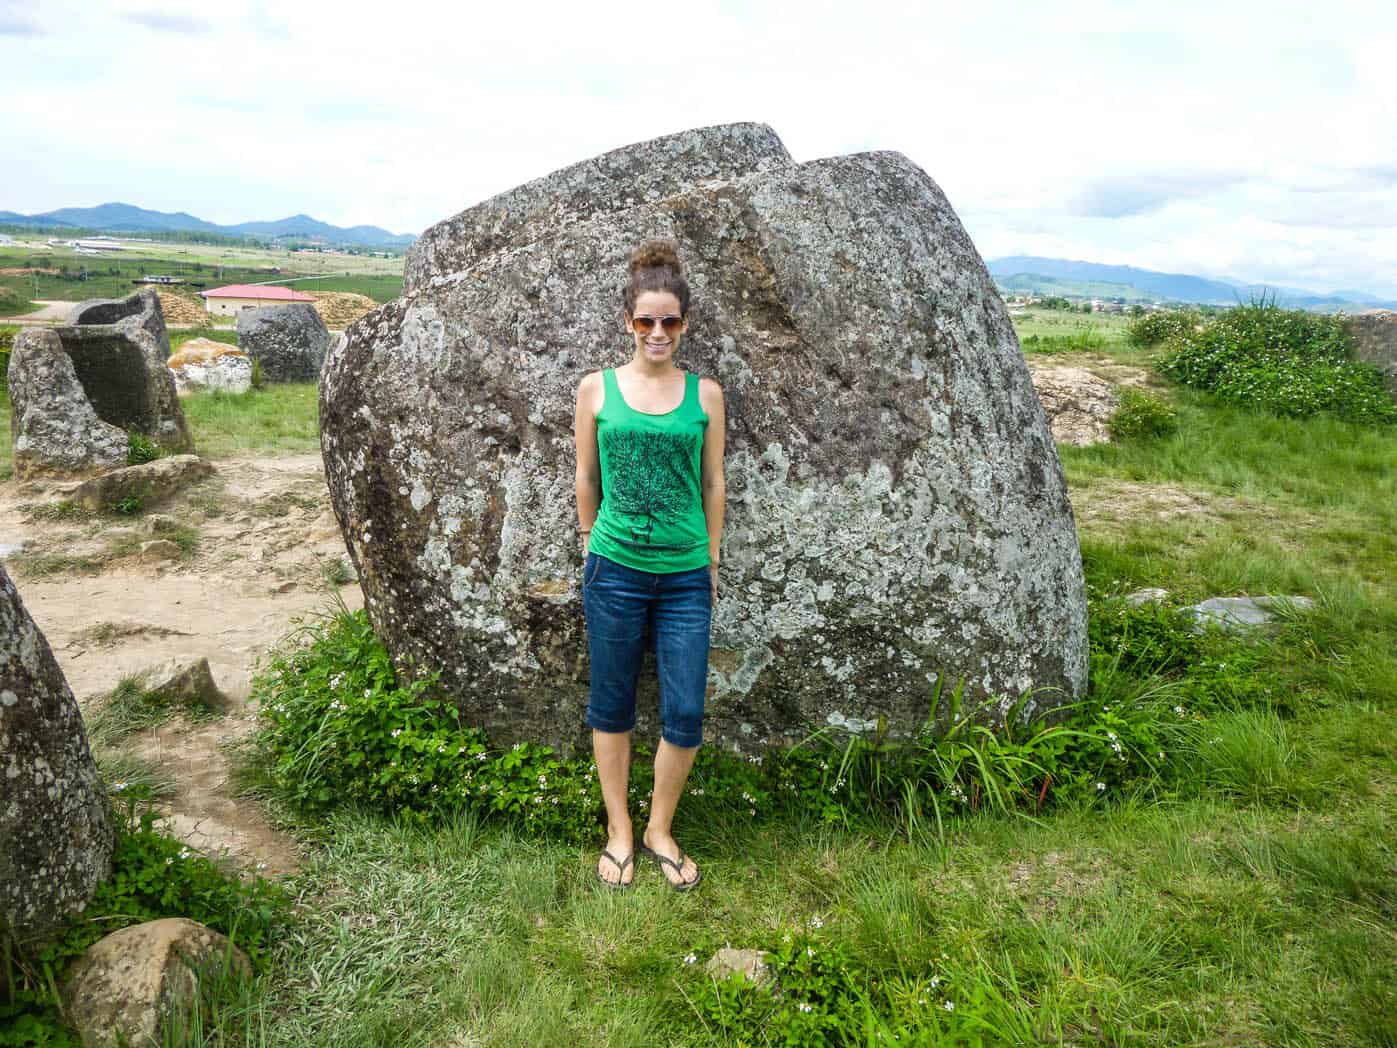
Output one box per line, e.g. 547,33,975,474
308,291,378,329
151,290,209,326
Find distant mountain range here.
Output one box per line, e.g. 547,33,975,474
0,202,415,248
987,256,1397,312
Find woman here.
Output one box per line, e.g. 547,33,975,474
573,240,726,891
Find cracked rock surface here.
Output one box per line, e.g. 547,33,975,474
322,122,1087,755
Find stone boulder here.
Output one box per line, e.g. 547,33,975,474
321,122,1087,756
7,290,193,478
167,338,253,395
70,454,215,513
1184,595,1314,633
61,917,251,1048
142,657,229,711
0,563,114,942
1343,310,1397,399
1026,365,1119,446
236,302,330,383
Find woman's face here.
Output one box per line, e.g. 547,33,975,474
625,290,687,367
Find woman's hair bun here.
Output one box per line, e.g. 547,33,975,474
628,239,683,276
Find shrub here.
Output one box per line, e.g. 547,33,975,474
0,323,17,401
107,494,144,516
126,429,161,466
250,605,602,838
251,602,1236,837
695,932,1040,1044
1107,388,1178,440
1128,309,1202,347
1158,302,1396,424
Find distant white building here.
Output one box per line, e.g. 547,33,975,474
200,284,316,317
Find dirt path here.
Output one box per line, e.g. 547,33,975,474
0,453,362,873
3,299,74,324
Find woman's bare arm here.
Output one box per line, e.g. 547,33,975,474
574,371,603,554
699,377,726,592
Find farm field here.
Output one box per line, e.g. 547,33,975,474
0,237,404,316
1010,306,1133,350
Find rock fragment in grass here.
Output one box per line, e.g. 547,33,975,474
706,947,775,988
61,917,251,1048
1185,596,1315,633
71,455,215,514
142,656,228,712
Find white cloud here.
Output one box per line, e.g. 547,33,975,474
3,0,1396,295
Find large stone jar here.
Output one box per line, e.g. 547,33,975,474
321,122,1087,756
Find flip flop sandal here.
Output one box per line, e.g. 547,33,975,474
596,848,635,890
639,844,702,892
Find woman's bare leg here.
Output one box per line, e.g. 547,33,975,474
643,739,700,886
593,728,634,885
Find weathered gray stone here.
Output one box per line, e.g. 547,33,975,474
1343,310,1397,399
167,339,253,395
1124,587,1170,607
71,455,215,513
62,917,251,1048
7,290,192,478
1026,365,1119,446
322,123,1087,756
1185,595,1314,633
0,563,113,942
405,122,791,293
7,329,127,477
142,657,227,711
236,303,330,383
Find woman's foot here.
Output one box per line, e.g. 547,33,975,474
598,828,635,887
641,828,700,890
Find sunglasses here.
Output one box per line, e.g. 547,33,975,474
630,314,684,335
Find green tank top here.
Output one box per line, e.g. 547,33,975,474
588,368,710,573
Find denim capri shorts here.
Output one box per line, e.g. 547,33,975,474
581,552,711,748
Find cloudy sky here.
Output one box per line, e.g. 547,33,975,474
6,0,1395,295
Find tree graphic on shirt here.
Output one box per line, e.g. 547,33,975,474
601,428,697,547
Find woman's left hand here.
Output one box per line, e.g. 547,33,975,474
709,564,718,601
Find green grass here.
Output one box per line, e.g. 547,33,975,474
0,382,319,477
1011,306,1133,347
159,368,1397,1044
179,384,320,457
258,273,403,304
169,327,240,352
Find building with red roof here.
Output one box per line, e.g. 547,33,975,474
201,284,317,317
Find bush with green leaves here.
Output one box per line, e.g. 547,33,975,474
3,786,287,1044
695,932,1039,1045
1127,309,1203,347
126,428,162,466
1158,302,1396,424
1107,388,1178,441
251,605,602,838
249,596,1286,839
